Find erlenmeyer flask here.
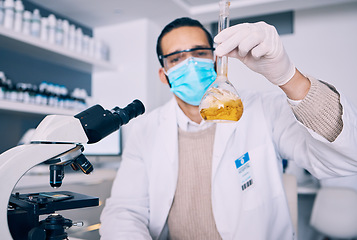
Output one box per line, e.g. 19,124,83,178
199,0,243,122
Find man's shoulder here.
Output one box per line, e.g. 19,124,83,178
134,98,176,126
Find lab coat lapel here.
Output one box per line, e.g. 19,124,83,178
160,98,178,166
212,122,237,179
151,98,178,238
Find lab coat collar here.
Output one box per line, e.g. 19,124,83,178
175,102,214,132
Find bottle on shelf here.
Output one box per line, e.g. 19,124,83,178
13,0,23,32
30,8,41,38
62,19,69,48
38,81,50,106
40,17,47,41
94,39,102,60
16,83,31,104
47,14,56,44
0,1,5,26
75,27,83,53
71,87,87,110
4,78,15,101
0,71,6,100
102,42,110,61
88,37,94,58
82,35,89,56
3,0,14,29
21,10,31,35
15,82,24,102
68,24,76,51
55,19,63,45
58,85,68,108
0,72,13,101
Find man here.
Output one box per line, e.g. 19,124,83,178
100,17,357,239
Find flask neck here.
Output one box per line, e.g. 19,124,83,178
216,56,228,77
216,1,230,78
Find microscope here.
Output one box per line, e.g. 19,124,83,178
0,99,145,240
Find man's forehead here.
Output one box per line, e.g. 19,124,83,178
161,26,210,54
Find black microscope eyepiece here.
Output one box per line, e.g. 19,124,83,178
75,99,145,144
112,99,145,126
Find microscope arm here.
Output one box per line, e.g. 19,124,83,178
0,143,78,240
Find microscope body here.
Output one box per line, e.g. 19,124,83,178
0,100,145,239
0,115,88,240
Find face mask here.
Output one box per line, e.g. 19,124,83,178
166,57,217,106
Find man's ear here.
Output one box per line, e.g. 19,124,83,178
159,68,170,85
159,68,169,84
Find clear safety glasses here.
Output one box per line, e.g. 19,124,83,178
159,47,215,70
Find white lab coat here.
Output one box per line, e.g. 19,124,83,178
100,87,357,240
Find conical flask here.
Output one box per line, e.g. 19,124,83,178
199,0,243,122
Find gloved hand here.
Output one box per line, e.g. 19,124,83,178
214,21,296,86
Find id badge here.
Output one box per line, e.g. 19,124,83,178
235,152,253,191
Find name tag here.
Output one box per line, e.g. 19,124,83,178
235,152,253,191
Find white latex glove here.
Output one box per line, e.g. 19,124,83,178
214,21,296,86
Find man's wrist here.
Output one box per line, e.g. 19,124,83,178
279,69,311,100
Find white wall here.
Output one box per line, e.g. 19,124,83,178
145,20,173,110
228,2,357,106
92,19,171,145
93,19,172,112
287,2,357,105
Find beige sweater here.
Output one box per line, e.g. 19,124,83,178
290,77,343,142
168,124,221,240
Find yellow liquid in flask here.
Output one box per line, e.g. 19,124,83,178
199,81,243,122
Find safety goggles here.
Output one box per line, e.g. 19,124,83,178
159,47,215,70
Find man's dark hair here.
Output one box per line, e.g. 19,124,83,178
156,17,214,67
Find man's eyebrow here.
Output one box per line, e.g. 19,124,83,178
192,44,211,49
170,45,211,53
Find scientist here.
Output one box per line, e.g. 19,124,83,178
100,17,357,239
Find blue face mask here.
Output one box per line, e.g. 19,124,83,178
166,57,217,106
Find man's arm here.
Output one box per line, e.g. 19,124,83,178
214,21,343,142
286,74,343,142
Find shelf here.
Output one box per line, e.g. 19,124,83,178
0,99,80,116
0,26,116,73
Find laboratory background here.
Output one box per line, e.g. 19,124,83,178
0,0,357,239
